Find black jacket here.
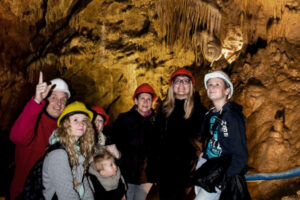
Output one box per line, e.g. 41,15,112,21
193,155,232,192
192,155,251,200
112,106,159,184
156,92,206,186
201,102,248,176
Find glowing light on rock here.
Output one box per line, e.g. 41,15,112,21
221,26,243,63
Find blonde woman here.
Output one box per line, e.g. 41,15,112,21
157,68,207,200
42,101,94,199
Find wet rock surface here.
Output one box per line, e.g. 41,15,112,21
1,0,300,199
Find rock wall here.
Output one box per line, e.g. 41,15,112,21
1,0,300,199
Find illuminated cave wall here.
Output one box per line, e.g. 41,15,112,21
1,0,300,199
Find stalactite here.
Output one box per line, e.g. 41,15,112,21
267,7,290,42
235,0,287,44
157,0,222,48
234,0,286,19
192,30,222,63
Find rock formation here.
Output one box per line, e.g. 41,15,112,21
1,0,300,199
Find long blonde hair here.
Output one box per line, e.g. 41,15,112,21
56,117,95,170
163,81,195,119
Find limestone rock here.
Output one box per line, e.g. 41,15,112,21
1,0,300,199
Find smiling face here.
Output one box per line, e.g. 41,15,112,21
173,75,191,100
94,114,104,133
135,93,153,116
46,91,68,118
69,114,88,140
207,77,230,102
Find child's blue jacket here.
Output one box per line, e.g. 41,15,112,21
201,101,248,176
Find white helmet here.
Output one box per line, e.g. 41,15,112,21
50,78,71,99
204,71,233,99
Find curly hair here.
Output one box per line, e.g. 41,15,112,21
55,116,95,170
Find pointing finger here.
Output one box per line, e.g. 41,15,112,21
39,71,43,84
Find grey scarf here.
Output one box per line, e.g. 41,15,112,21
88,164,121,191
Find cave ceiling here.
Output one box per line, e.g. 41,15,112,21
1,0,300,199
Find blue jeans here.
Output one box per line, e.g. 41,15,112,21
127,183,153,200
194,158,221,200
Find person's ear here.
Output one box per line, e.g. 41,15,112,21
134,98,138,105
225,88,230,96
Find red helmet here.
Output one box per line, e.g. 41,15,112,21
91,106,110,126
169,68,195,86
133,83,157,102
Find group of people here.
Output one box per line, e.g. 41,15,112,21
9,68,251,200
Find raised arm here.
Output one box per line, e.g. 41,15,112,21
9,72,53,146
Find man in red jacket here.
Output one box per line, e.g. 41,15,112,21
9,72,71,200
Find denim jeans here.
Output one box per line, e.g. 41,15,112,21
127,183,153,200
194,158,221,200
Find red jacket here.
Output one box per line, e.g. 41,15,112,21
9,98,57,200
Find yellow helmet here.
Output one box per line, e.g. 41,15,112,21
57,101,93,126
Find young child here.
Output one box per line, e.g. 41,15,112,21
87,146,127,200
194,71,250,200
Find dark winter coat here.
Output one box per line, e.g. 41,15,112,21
201,101,248,176
192,155,251,200
112,106,159,184
156,92,207,189
220,173,251,200
192,155,232,193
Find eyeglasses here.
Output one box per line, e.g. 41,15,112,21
173,79,190,85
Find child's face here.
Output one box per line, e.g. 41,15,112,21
94,115,104,133
97,158,117,177
207,77,230,101
69,114,88,140
173,75,191,100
